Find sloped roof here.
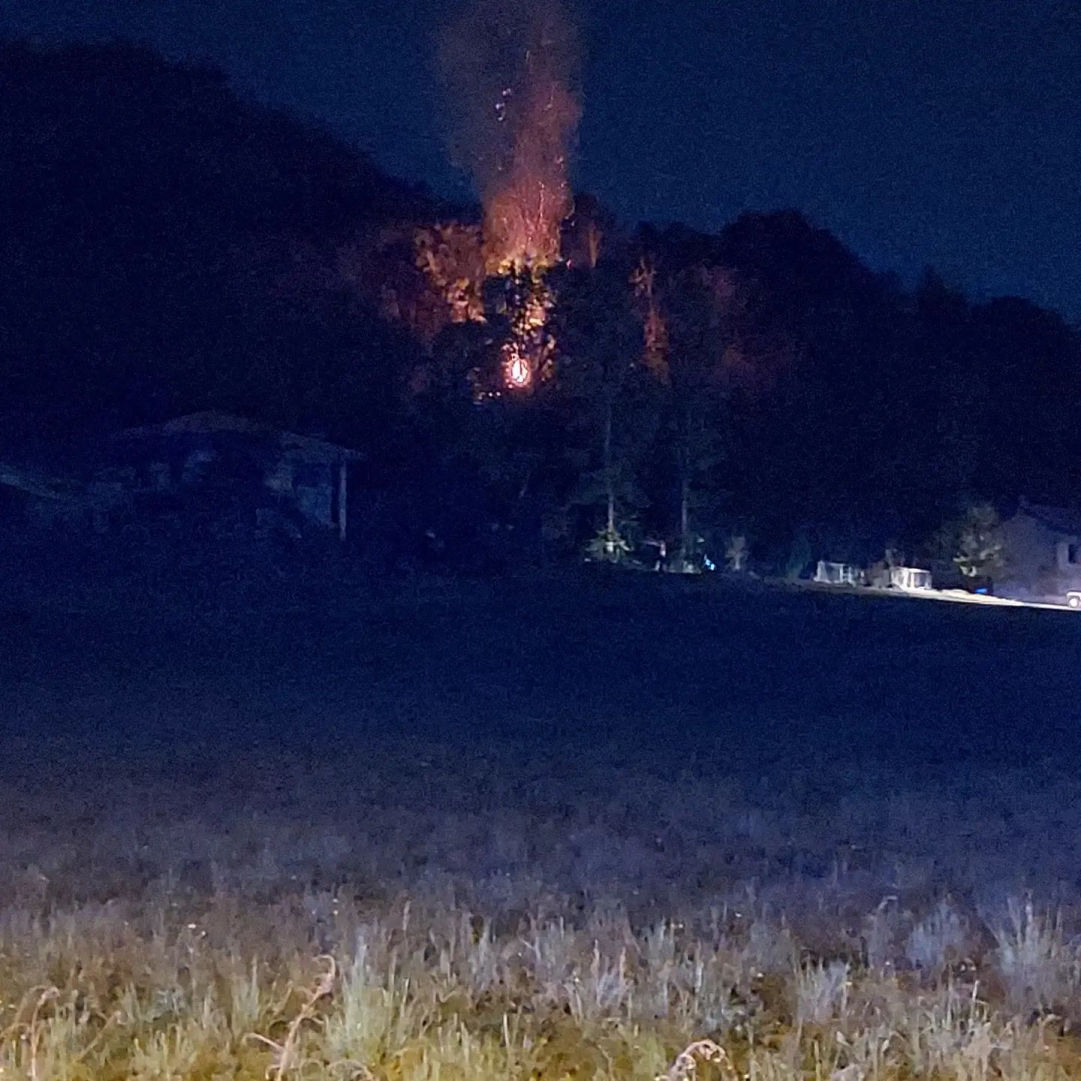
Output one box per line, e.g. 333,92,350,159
115,411,363,461
0,462,85,500
1017,498,1081,536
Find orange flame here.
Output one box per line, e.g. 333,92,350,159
503,346,533,389
484,67,579,274
439,0,580,391
499,268,555,390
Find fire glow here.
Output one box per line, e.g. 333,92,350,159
498,268,556,390
440,0,580,391
504,349,532,389
483,62,578,276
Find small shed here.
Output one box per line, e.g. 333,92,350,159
813,560,862,586
111,412,364,540
888,566,932,590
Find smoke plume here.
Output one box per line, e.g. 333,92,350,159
439,0,581,273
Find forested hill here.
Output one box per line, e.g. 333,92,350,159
0,40,439,450
4,40,1081,564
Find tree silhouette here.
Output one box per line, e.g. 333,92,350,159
549,264,651,560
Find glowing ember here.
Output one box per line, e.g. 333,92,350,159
505,349,532,388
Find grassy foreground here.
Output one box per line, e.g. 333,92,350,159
3,746,1081,1081
1,885,1079,1080
5,559,1081,1078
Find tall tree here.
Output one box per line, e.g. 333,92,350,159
549,263,650,559
661,264,733,568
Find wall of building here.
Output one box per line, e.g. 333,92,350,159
997,514,1081,601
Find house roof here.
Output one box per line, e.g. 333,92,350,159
1017,497,1081,537
114,411,364,462
0,462,85,500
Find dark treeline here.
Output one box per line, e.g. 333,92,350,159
4,41,1080,571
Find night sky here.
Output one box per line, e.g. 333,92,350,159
4,0,1080,320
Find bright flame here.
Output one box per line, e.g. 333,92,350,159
483,69,578,275
439,0,579,394
505,349,532,388
484,18,577,391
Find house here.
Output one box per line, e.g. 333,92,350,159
1,412,364,541
109,412,363,540
995,498,1081,602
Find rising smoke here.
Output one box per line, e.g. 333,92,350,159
438,0,582,273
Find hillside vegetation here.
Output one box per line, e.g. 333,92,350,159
4,41,1081,564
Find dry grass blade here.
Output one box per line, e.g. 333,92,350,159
21,985,60,1081
658,1038,733,1081
248,955,337,1080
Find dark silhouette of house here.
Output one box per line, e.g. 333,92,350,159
1,412,363,541
996,498,1081,602
110,412,363,540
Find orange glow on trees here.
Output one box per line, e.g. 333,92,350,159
413,222,486,327
498,268,556,390
631,256,670,382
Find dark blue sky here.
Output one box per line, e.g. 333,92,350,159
4,0,1080,319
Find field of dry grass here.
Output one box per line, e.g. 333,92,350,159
5,746,1081,1079
3,543,1081,1078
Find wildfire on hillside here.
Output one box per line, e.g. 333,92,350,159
440,0,580,391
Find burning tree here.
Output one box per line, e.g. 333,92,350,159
439,0,581,391
481,64,579,274
494,268,556,388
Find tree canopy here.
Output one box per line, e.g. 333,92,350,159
4,41,1080,569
